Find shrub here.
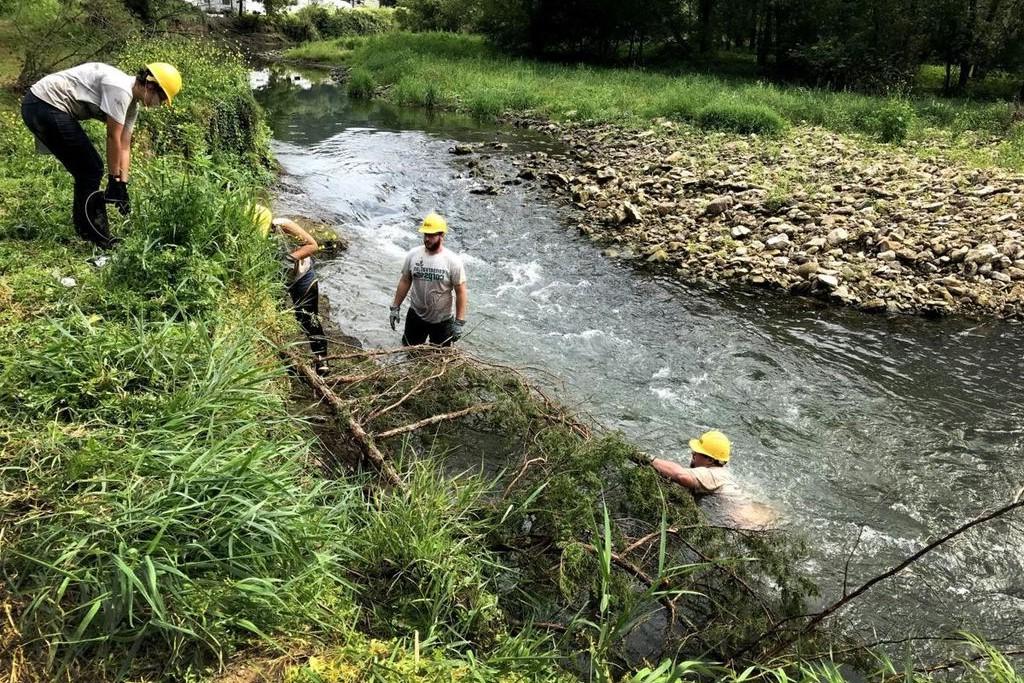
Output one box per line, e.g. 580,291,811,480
277,13,320,42
347,67,376,99
117,38,272,170
869,99,916,143
287,6,394,40
696,101,789,136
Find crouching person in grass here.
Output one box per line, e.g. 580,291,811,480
20,62,182,249
255,205,330,376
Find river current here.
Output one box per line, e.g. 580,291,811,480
253,68,1024,653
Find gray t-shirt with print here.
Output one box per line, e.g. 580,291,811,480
31,62,139,130
402,246,467,323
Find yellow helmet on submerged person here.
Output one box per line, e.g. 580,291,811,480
689,430,731,463
254,204,273,238
419,212,448,234
145,62,182,105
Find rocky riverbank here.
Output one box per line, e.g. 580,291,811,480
461,118,1024,319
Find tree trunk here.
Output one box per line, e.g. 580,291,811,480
943,61,952,95
957,60,972,91
698,0,715,54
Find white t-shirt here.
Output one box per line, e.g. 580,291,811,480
401,246,466,323
31,63,140,130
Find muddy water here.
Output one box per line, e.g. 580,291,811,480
254,68,1024,652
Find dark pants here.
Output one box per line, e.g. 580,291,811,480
20,91,112,248
288,268,327,357
402,308,454,347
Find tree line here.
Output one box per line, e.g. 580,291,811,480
390,0,1024,96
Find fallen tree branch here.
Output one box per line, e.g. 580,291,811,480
373,403,496,439
283,348,405,489
753,497,1024,662
366,359,450,422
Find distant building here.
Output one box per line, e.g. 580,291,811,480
185,0,378,14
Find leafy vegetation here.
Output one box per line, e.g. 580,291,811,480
286,32,1023,159
276,6,394,44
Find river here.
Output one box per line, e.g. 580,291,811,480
252,67,1024,654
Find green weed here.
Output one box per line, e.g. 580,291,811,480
697,101,789,136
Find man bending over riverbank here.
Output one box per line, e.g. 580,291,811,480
389,212,469,346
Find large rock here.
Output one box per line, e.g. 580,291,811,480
731,226,752,239
704,195,735,216
964,244,999,265
826,227,849,246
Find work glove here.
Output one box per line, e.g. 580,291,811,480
105,175,130,216
389,305,401,331
450,318,466,342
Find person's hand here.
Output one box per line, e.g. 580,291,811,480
389,305,401,331
105,175,130,216
450,318,466,342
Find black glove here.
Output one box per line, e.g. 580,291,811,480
389,305,401,331
450,318,466,342
105,175,130,216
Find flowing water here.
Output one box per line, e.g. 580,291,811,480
253,68,1024,652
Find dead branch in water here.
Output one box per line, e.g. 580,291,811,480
283,348,405,489
743,497,1024,662
366,359,451,421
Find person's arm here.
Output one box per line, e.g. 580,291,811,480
454,281,468,321
392,272,412,307
105,118,126,178
274,218,319,261
118,127,132,181
650,458,701,490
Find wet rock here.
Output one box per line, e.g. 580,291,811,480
545,172,570,187
449,144,475,155
517,168,537,181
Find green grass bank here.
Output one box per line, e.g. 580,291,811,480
285,32,1024,170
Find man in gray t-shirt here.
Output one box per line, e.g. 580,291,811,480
389,212,469,346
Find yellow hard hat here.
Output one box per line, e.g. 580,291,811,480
689,430,731,463
418,212,447,234
254,204,273,238
146,62,182,105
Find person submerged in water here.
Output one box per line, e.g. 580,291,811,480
646,430,776,528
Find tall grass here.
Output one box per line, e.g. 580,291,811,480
1,323,360,671
285,32,1019,147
